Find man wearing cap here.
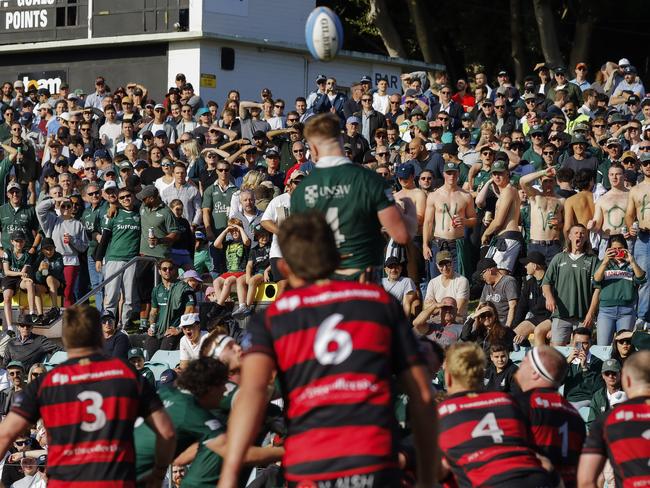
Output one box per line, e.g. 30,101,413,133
413,296,462,348
127,347,156,386
546,67,582,107
0,361,25,416
611,65,645,106
422,160,477,278
586,358,626,428
423,250,470,323
381,256,419,317
0,181,40,253
101,310,129,361
312,77,347,124
480,159,523,274
570,62,591,91
519,167,564,265
625,151,650,328
394,162,427,282
306,74,328,110
178,312,207,368
84,76,108,110
597,137,623,189
79,181,107,312
563,134,599,174
590,164,630,258
521,124,546,169
476,257,519,327
2,310,60,371
238,100,271,141
141,104,177,144
514,346,585,488
342,115,369,164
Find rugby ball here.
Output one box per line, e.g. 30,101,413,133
305,7,344,62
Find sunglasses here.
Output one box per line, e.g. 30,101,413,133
8,371,22,377
390,101,400,105
216,168,229,172
287,118,298,122
437,116,449,121
420,176,432,180
440,91,451,95
14,440,30,446
479,313,494,319
376,152,388,157
438,261,452,267
206,152,217,158
495,105,505,109
640,146,650,151
118,195,132,200
543,151,555,156
31,372,42,378
160,266,174,272
616,339,632,345
642,161,650,167
8,188,21,194
87,190,100,197
361,98,372,102
293,149,305,154
274,104,284,108
85,166,97,171
603,371,618,377
592,124,606,129
60,204,73,209
80,128,90,131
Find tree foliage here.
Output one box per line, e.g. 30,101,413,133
317,0,649,86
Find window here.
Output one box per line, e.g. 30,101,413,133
56,0,78,27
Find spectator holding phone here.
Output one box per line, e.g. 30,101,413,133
563,327,604,409
593,234,646,345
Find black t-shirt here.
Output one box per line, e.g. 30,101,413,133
248,244,270,275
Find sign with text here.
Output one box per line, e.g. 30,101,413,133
1,0,55,31
18,70,66,93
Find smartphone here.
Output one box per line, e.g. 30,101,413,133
575,342,583,352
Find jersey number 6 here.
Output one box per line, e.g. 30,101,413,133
314,313,353,365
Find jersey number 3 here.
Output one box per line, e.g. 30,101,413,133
314,313,353,365
78,391,107,432
471,413,505,443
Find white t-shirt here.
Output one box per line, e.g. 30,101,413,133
424,273,470,320
179,331,208,362
372,93,390,114
382,276,417,302
261,192,291,259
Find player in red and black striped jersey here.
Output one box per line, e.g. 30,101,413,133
219,213,437,488
578,350,650,488
0,305,176,488
514,346,586,488
438,342,557,488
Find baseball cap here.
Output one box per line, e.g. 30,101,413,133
209,335,235,360
554,66,567,75
622,151,637,161
443,162,459,173
570,134,588,146
519,251,546,267
476,257,498,277
461,112,474,121
104,167,116,176
13,80,24,88
529,124,544,135
288,170,306,183
623,65,637,75
573,122,590,132
316,74,326,83
136,185,158,200
58,112,71,121
10,230,26,241
384,256,401,267
395,163,415,179
196,107,210,116
252,130,267,140
7,181,21,192
67,93,78,100
608,113,627,125
128,348,145,360
182,270,203,282
601,359,621,373
497,70,508,76
618,58,630,67
134,159,148,169
522,93,536,101
575,62,587,69
7,360,25,370
94,149,110,160
154,130,167,139
490,160,508,173
346,116,360,125
409,107,425,118
626,95,640,105
20,112,33,124
180,312,200,327
118,161,133,169
41,237,55,249
159,369,177,386
103,180,117,191
441,143,457,155
436,250,453,264
154,103,165,110
195,230,206,240
404,88,419,100
100,310,116,322
605,137,621,147
360,75,372,83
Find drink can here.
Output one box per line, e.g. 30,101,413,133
42,258,49,276
632,221,640,232
483,211,493,225
622,225,628,235
148,228,155,248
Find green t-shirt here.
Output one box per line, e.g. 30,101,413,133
542,252,599,319
290,159,393,269
201,182,237,229
80,202,106,255
139,203,179,258
151,281,195,334
522,147,544,170
0,203,39,250
134,387,224,478
473,169,491,192
103,208,141,261
140,367,155,388
225,240,246,272
0,156,13,206
193,247,213,274
2,248,34,273
592,260,646,307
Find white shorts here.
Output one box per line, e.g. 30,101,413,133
486,233,523,273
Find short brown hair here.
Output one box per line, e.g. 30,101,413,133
304,113,341,143
278,212,340,281
62,305,103,349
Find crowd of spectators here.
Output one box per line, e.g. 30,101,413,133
0,56,648,486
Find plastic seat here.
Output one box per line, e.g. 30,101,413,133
48,351,68,364
150,350,180,369
509,349,528,364
589,346,611,361
554,346,571,357
144,362,171,381
578,406,590,422
255,283,278,303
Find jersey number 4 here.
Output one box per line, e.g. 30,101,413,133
78,391,107,432
314,313,353,365
471,413,505,443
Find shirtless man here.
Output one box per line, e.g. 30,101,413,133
590,164,629,258
563,168,596,246
480,160,522,273
394,163,427,283
625,153,650,328
519,167,564,265
422,162,477,278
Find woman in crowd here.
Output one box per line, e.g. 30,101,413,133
593,234,646,345
610,329,637,366
460,302,515,353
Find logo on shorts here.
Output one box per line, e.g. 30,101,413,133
304,185,319,208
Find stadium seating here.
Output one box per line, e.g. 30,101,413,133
149,350,181,368
589,346,612,361
43,351,68,370
144,362,171,381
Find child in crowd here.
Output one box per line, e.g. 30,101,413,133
212,218,250,314
33,238,64,325
484,343,519,393
2,230,38,330
232,228,272,319
127,347,155,387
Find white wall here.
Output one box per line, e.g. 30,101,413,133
202,0,315,46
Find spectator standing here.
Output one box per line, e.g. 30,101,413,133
83,76,108,110
202,161,237,272
36,196,88,306
80,182,105,313
542,224,599,345
477,257,519,328
593,235,646,345
162,163,202,226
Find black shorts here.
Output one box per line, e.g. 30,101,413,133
2,276,23,293
135,259,157,305
270,257,285,282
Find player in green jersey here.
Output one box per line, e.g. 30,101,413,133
290,114,415,282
